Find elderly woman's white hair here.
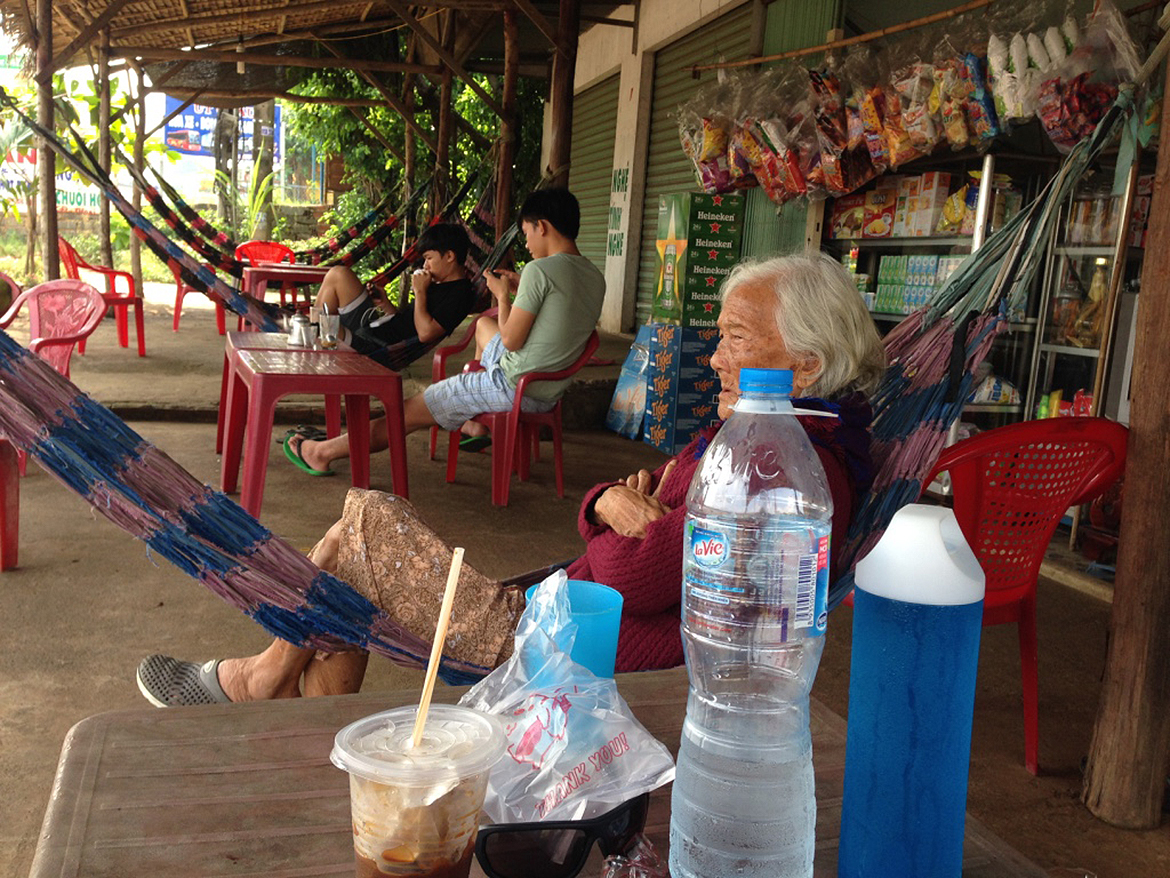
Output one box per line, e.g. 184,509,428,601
721,251,886,398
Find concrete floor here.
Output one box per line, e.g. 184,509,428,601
1,294,1167,877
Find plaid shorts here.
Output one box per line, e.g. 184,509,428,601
423,334,557,430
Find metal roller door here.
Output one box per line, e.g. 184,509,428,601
569,73,621,271
635,6,753,324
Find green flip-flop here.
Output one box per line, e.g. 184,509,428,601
283,434,334,477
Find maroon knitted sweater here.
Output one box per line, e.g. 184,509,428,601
566,411,869,672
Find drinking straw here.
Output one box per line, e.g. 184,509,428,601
410,547,465,748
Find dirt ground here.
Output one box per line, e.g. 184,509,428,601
1,295,1167,877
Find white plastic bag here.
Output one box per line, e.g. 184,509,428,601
459,570,676,823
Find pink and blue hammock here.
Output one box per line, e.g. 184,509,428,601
0,83,1138,681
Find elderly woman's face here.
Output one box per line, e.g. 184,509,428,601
710,280,816,419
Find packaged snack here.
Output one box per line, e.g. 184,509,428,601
862,180,898,238
893,62,939,152
828,193,866,239
961,53,1001,142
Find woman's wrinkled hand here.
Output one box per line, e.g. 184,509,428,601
593,486,670,538
594,461,677,538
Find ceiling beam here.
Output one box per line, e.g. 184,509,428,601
157,87,395,107
109,45,442,76
317,41,439,155
509,0,565,56
348,105,406,165
381,0,506,119
39,0,132,81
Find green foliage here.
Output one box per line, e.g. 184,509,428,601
214,148,276,241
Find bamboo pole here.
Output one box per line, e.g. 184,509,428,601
1081,56,1170,830
156,89,389,107
546,0,579,187
130,65,145,294
348,106,407,165
317,41,439,154
496,8,518,241
691,0,994,73
99,28,113,268
38,0,131,81
36,0,58,280
433,10,455,210
382,0,507,119
109,45,441,77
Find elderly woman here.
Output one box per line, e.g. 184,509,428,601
137,252,886,706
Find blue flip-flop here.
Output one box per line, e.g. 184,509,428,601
283,434,334,476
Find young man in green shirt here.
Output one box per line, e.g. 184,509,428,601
287,188,605,475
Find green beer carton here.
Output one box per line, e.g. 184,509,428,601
652,192,744,325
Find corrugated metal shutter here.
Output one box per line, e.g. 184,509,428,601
740,0,841,258
569,73,621,270
636,6,753,323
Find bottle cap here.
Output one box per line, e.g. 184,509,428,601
739,368,793,396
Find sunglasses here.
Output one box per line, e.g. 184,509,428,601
474,793,650,878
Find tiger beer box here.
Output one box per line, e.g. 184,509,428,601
643,323,722,456
652,192,744,327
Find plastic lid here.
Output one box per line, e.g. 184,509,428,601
738,368,793,396
331,704,505,784
855,504,985,606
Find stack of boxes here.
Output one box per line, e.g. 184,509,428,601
873,253,965,314
651,192,745,328
643,323,721,455
643,192,742,454
830,171,954,240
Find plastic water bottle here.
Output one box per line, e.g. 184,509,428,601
669,368,833,878
838,504,985,878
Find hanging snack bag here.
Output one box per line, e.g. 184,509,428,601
810,68,877,196
960,53,1000,142
726,121,762,187
933,58,971,149
893,62,939,153
986,33,1018,124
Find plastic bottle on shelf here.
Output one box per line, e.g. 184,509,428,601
669,368,832,878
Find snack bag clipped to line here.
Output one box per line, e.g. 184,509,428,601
459,570,675,824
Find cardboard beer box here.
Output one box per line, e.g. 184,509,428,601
653,192,744,324
644,323,721,456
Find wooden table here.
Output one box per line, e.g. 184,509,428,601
29,668,1045,877
220,344,409,515
241,263,331,304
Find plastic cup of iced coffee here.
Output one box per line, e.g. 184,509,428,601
332,704,505,878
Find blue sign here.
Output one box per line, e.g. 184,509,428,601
163,96,281,160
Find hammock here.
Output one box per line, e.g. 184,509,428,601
151,168,401,264
0,330,487,684
828,86,1140,610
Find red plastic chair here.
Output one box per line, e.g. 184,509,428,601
428,308,498,459
58,236,145,357
922,416,1128,775
0,279,107,379
234,241,306,308
171,263,226,335
444,330,600,506
0,279,106,566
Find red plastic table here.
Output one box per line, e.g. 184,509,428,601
215,331,354,454
220,346,409,517
241,263,330,304
0,437,18,571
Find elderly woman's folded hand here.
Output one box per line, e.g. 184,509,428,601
593,485,671,538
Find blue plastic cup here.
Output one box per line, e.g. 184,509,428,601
525,580,624,678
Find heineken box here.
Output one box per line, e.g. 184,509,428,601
652,192,744,326
644,322,722,455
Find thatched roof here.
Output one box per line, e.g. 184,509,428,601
0,1,631,107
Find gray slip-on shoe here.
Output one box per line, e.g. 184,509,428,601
136,655,232,707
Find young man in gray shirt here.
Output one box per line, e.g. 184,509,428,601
287,188,605,475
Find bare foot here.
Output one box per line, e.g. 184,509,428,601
216,652,307,701
460,421,489,438
290,434,332,473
